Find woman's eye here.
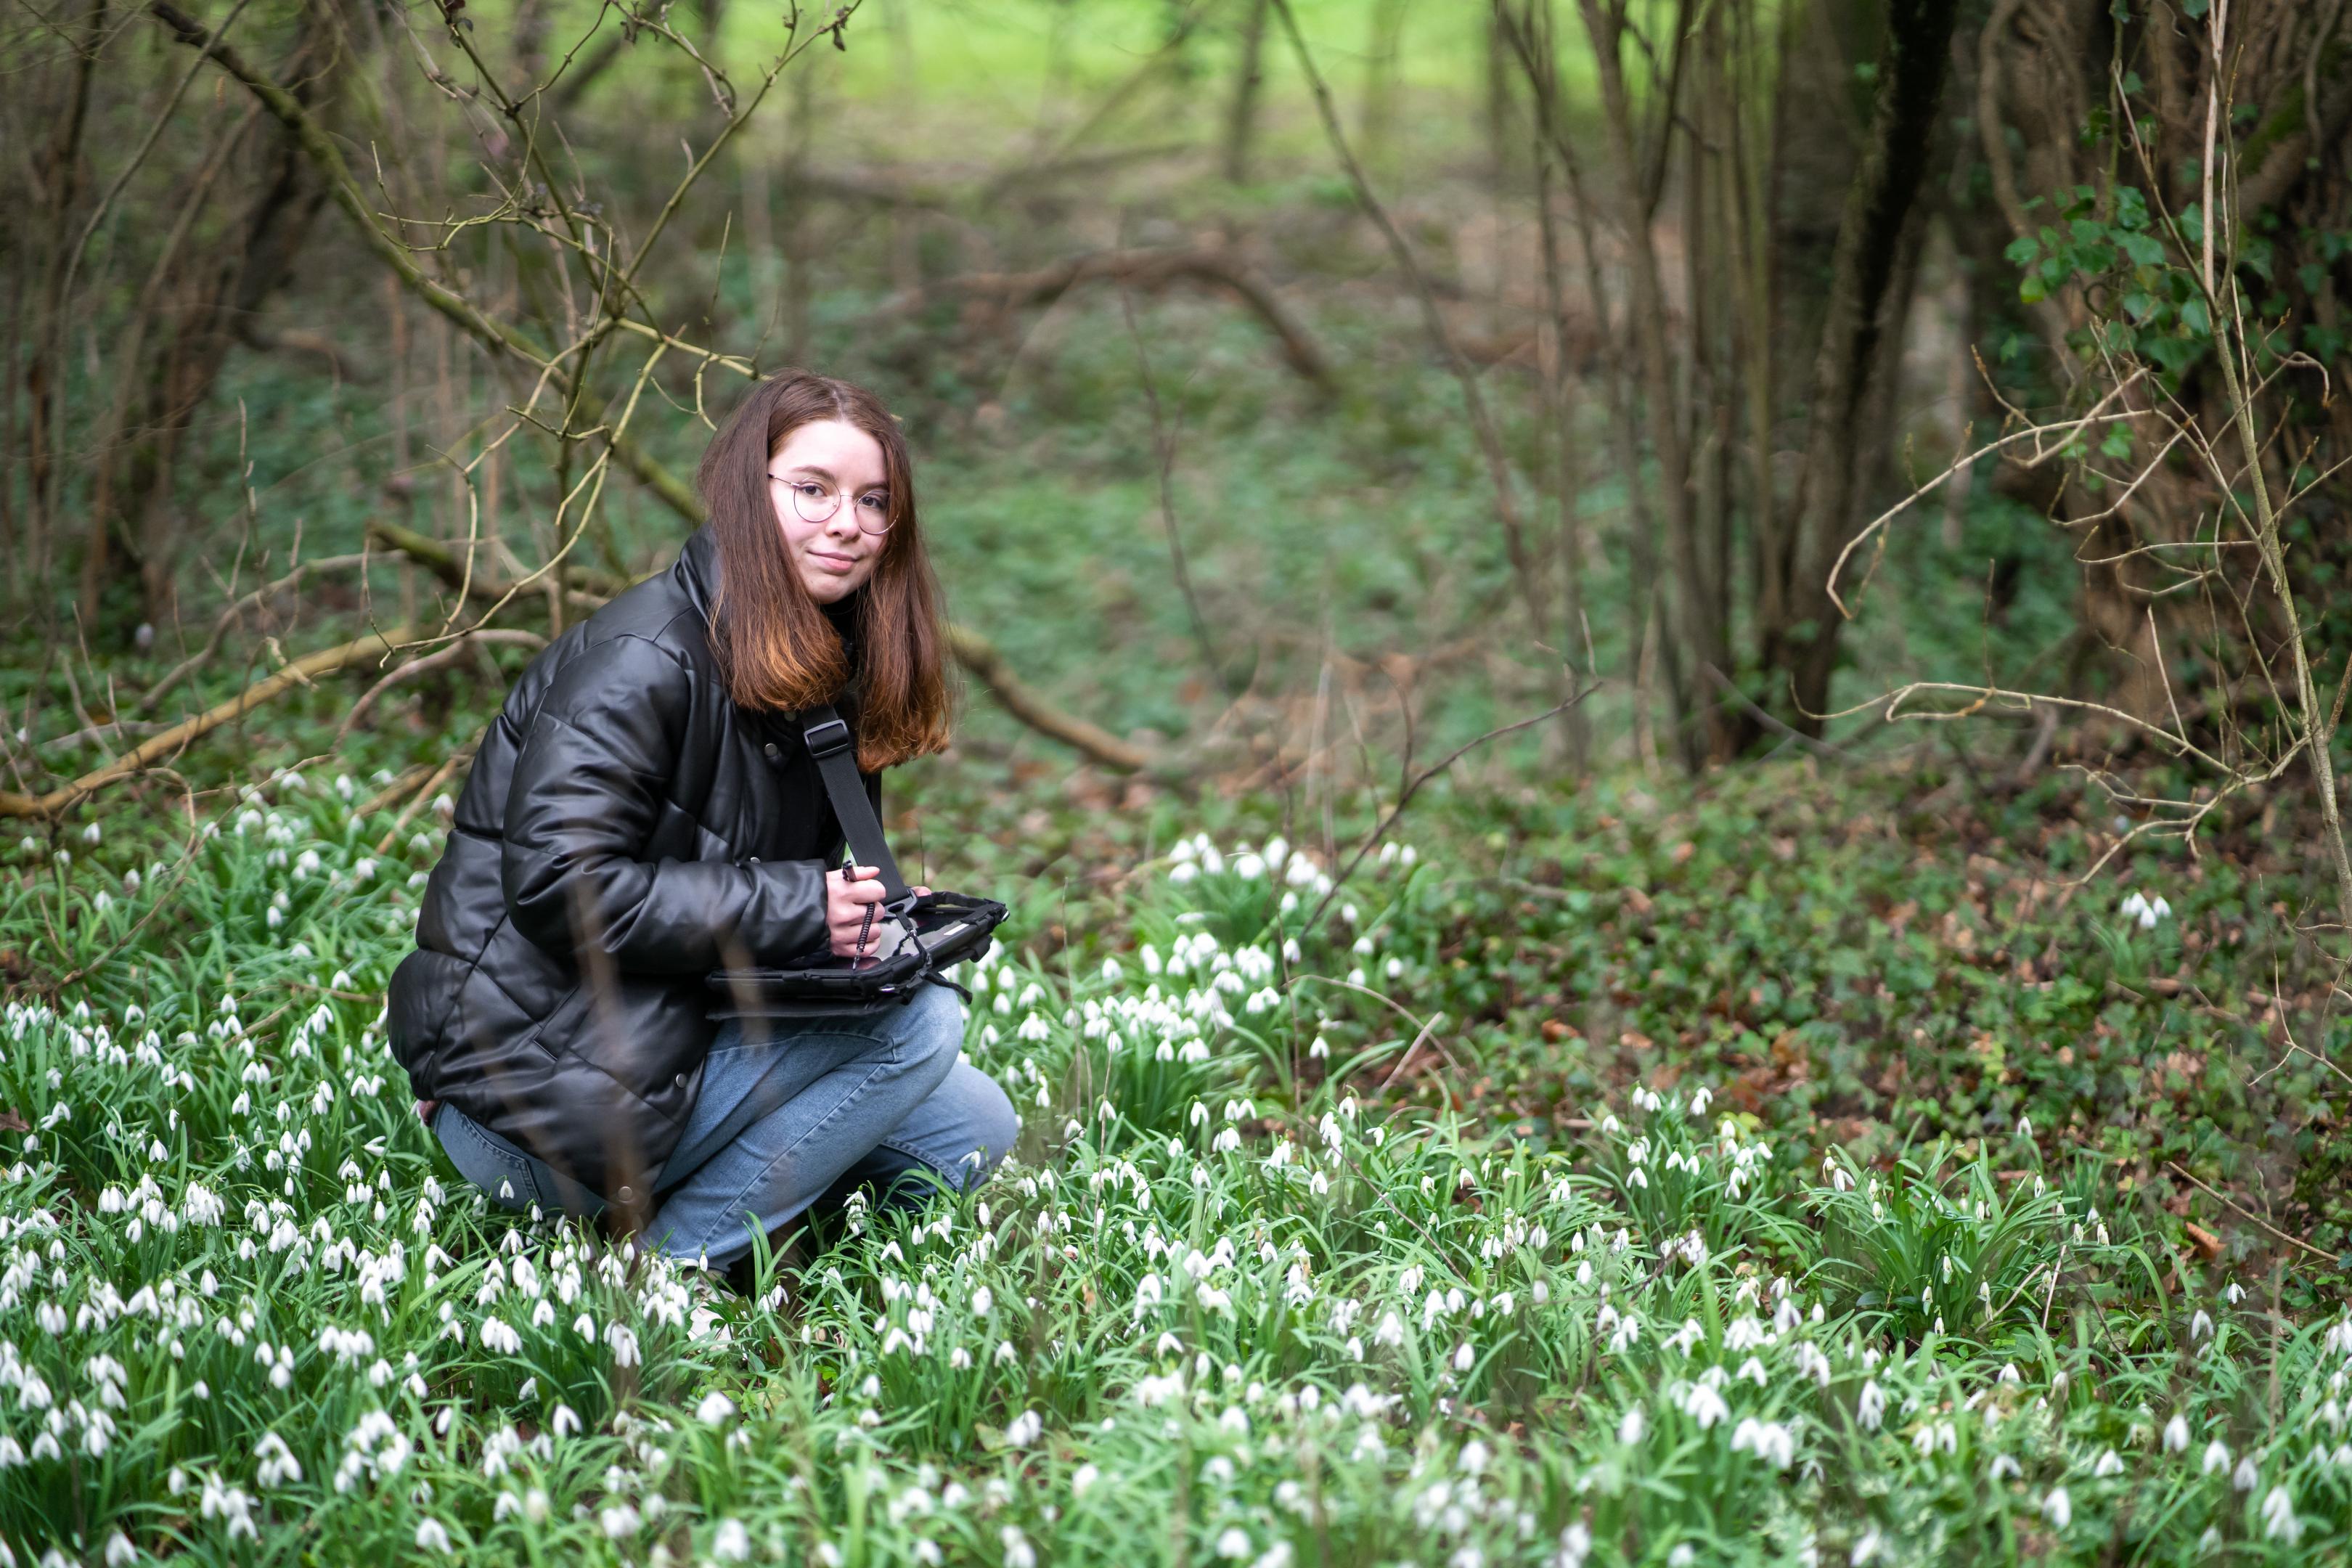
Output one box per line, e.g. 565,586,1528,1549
858,494,889,512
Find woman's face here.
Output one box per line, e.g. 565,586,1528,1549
767,418,891,604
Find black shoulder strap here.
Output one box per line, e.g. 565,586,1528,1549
801,702,909,902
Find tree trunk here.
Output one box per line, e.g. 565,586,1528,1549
1767,0,1960,734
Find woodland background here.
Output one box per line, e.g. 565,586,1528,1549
5,0,2352,1559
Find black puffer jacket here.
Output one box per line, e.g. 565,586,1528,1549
385,520,881,1202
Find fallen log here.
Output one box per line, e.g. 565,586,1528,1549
0,623,416,821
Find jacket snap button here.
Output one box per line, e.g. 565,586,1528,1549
616,1185,635,1204
674,1071,688,1089
762,741,780,760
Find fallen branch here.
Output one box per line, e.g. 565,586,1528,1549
335,628,547,746
878,245,1334,394
0,623,417,821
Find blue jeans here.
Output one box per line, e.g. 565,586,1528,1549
432,982,1018,1269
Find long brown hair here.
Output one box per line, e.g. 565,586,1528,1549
695,370,954,772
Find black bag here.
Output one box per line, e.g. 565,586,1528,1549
704,703,1010,1021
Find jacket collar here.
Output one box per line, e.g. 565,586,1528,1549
675,520,722,624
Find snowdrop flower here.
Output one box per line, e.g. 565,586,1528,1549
2261,1485,2302,1543
1618,1403,1646,1445
1682,1383,1730,1429
697,1391,737,1425
1730,1417,1796,1469
1004,1409,1042,1447
1856,1381,1885,1431
1988,1455,2021,1482
1850,1527,1882,1566
2163,1414,2189,1453
2201,1440,2230,1475
2231,1456,2258,1492
2040,1488,2071,1530
2094,1449,2123,1477
415,1519,453,1553
2190,1310,2213,1340
1003,1527,1039,1568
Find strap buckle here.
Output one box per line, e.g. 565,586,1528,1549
802,716,852,759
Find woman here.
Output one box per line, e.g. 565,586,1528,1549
385,370,1018,1283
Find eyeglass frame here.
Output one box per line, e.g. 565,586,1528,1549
766,470,897,535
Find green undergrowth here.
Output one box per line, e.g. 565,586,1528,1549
0,753,2346,1565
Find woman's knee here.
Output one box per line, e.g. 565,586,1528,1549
897,981,968,1082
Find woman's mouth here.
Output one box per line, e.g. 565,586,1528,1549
809,550,859,571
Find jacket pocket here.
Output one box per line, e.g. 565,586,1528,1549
515,980,587,1061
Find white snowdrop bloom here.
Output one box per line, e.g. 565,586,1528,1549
1730,1417,1796,1470
1004,1408,1042,1447
2223,1280,2245,1304
415,1519,454,1553
2040,1488,2071,1530
698,1391,737,1425
255,1432,304,1486
1617,1402,1646,1445
712,1519,752,1562
1850,1527,1883,1566
1988,1454,2021,1481
2163,1414,2189,1453
2231,1456,2258,1491
2190,1310,2213,1340
1451,1342,1474,1373
2093,1449,2124,1477
551,1405,582,1439
2202,1440,2230,1475
2261,1485,2302,1543
102,1532,135,1567
600,1503,642,1539
1214,1527,1254,1561
1681,1382,1730,1429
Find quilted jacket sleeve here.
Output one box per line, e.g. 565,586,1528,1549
499,634,829,973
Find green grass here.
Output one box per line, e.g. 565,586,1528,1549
2,757,2346,1565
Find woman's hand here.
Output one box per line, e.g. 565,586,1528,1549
415,1098,439,1124
828,864,891,956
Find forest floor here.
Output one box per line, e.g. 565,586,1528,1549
3,739,2348,1565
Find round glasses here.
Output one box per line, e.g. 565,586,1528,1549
768,472,894,534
